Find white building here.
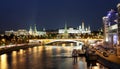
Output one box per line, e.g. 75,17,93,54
5,29,29,36
5,24,46,36
5,30,14,36
58,21,91,34
28,24,46,36
103,16,109,42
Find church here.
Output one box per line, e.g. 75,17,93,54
29,24,46,36
58,21,91,34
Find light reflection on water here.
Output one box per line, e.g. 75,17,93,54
0,54,8,69
0,46,108,69
12,51,17,69
19,49,24,55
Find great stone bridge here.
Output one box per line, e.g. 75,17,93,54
29,38,103,46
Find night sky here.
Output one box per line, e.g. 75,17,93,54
0,0,119,31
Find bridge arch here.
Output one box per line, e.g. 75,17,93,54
45,40,84,46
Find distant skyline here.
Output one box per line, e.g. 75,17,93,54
0,0,119,31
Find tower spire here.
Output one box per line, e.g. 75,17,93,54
34,24,37,36
62,21,69,39
64,21,68,34
88,25,90,31
82,21,84,30
34,24,37,32
29,26,32,35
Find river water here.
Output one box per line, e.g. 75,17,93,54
0,46,108,69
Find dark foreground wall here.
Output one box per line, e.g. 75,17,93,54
97,55,120,69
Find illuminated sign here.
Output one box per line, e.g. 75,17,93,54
109,24,117,30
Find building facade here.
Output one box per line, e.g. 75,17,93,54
117,3,120,57
103,9,118,47
103,16,109,42
58,21,91,34
5,29,29,36
28,25,46,36
117,3,120,44
5,25,46,36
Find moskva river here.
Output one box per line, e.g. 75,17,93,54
0,46,108,69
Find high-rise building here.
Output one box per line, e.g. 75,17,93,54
103,16,109,42
103,9,118,48
117,3,120,44
117,3,120,57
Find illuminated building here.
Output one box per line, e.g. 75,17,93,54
5,30,14,36
28,24,46,36
58,21,91,34
5,24,46,36
103,16,109,42
17,29,29,36
117,3,120,44
117,3,120,57
103,9,118,47
5,29,29,36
